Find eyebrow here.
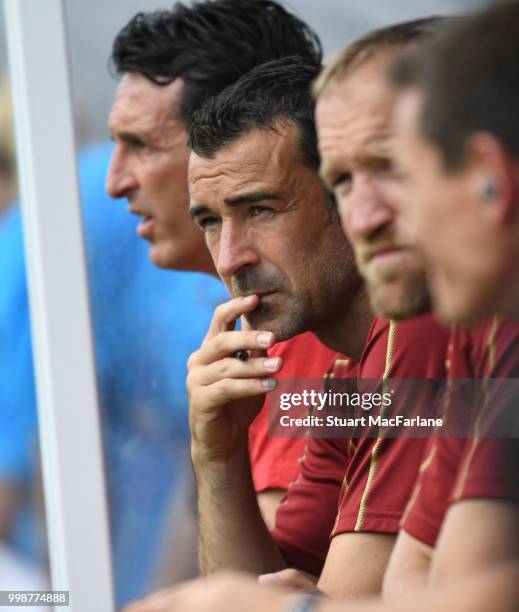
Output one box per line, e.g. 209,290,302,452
189,205,210,219
189,192,282,219
112,130,146,146
319,145,395,185
224,191,282,206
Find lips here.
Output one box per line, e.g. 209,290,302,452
240,291,277,299
258,291,278,302
364,245,408,264
137,215,156,239
370,247,402,260
127,206,156,240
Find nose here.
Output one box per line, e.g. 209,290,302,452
106,145,137,200
339,174,395,242
214,219,260,279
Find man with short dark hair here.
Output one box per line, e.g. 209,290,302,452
186,56,374,582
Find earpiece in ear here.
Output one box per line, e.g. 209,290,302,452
482,178,499,200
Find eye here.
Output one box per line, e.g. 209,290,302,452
372,157,396,177
249,205,274,218
120,134,151,154
334,172,352,187
197,216,220,231
332,172,353,196
128,139,149,153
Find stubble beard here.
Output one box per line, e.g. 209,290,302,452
232,268,309,341
244,294,308,341
363,262,431,320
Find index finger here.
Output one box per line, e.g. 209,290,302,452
206,295,260,339
240,315,268,359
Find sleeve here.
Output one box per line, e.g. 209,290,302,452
248,404,307,492
451,318,519,504
401,438,463,547
403,318,519,547
272,437,347,576
451,438,519,504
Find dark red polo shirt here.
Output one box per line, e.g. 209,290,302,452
249,332,340,492
273,315,450,575
402,317,519,547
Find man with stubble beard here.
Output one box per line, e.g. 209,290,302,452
316,11,519,601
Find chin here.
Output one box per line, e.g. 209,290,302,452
436,293,492,327
435,299,465,326
149,246,175,270
150,242,212,273
369,281,431,321
428,272,473,325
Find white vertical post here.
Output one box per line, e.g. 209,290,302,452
3,1,115,610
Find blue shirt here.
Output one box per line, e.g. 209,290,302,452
0,141,228,605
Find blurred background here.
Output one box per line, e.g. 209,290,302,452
0,0,482,144
0,1,483,610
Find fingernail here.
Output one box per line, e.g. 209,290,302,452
257,332,274,346
264,357,281,371
243,295,256,305
262,378,277,390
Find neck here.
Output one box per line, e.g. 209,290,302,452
313,283,374,361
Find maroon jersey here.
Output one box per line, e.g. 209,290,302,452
273,315,450,575
249,332,340,492
402,317,519,547
272,360,357,575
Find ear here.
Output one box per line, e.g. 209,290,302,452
464,132,519,225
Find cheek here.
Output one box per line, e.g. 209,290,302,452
222,278,234,296
337,197,352,239
414,185,442,239
152,152,188,185
388,177,413,220
139,161,168,190
204,231,219,258
158,179,190,219
423,204,465,281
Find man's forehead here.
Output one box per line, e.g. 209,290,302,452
318,50,397,121
394,88,423,138
109,73,184,132
317,68,396,158
319,72,394,125
189,125,299,182
318,98,394,163
189,154,276,200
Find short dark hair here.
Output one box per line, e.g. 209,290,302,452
390,3,519,170
111,0,322,124
313,16,445,100
188,56,321,172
